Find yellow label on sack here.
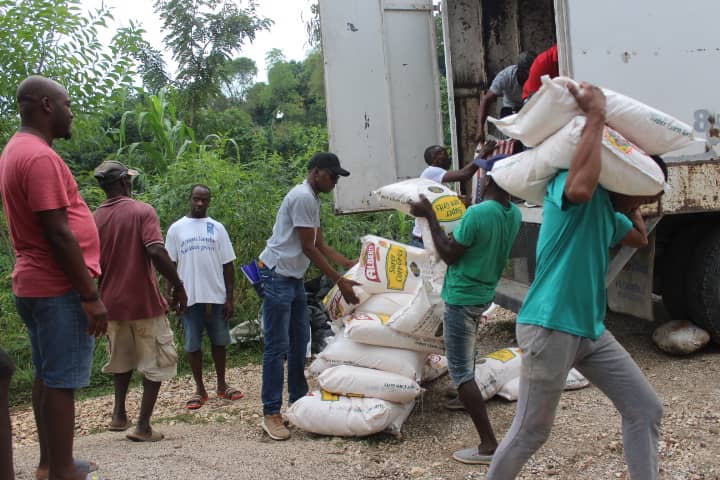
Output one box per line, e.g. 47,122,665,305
604,127,634,154
486,349,517,363
346,392,366,398
386,244,408,290
320,390,340,401
432,196,466,223
378,314,391,325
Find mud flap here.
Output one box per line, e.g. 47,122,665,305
607,232,656,320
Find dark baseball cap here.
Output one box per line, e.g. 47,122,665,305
473,154,508,172
307,152,350,177
94,160,139,184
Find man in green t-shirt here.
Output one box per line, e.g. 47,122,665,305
487,83,666,479
411,155,521,465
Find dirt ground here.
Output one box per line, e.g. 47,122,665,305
10,309,720,480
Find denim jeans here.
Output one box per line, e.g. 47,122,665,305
260,265,309,415
443,302,490,387
15,291,94,389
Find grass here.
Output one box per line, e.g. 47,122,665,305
155,412,209,426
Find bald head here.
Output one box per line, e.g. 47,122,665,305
16,75,73,140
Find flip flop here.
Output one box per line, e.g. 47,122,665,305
217,386,244,401
36,459,99,480
86,472,108,480
185,394,208,410
126,429,165,442
107,419,133,432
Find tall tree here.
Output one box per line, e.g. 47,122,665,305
0,0,146,141
221,57,258,103
154,0,271,125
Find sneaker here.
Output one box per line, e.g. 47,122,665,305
262,414,290,441
444,385,458,398
452,447,494,465
444,396,466,411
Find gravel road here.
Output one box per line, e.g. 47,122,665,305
10,310,720,480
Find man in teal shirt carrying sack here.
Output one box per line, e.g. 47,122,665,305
411,154,521,465
487,82,666,479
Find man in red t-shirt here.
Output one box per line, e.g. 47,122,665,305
0,76,107,480
522,44,559,100
93,160,187,442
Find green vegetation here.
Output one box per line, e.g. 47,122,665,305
0,0,415,405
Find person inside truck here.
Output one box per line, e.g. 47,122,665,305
410,155,522,465
486,82,666,480
410,141,497,247
521,43,559,101
476,51,536,144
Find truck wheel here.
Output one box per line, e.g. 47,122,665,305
658,228,698,319
686,227,720,343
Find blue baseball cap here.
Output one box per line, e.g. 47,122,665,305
473,154,508,171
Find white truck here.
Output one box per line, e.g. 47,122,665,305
318,0,720,342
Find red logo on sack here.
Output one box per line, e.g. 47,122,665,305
364,243,381,283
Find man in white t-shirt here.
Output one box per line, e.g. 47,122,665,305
165,184,244,410
410,142,496,247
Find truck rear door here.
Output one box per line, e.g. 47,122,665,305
555,0,719,160
319,0,444,213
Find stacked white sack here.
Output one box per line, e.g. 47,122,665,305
490,75,696,154
308,350,448,384
372,179,466,257
322,264,371,328
318,365,422,403
285,390,415,438
317,334,426,381
291,229,453,438
352,235,435,294
489,117,666,206
292,335,423,437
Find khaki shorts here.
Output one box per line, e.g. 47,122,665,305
103,315,178,382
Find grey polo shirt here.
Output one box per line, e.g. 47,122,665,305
259,180,321,278
489,65,524,110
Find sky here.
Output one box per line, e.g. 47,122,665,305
81,0,316,83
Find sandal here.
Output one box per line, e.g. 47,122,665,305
86,472,108,480
217,386,244,401
126,428,165,442
36,459,98,480
108,419,133,432
185,394,208,410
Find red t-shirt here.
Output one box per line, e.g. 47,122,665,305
522,44,559,99
0,132,101,297
94,197,169,321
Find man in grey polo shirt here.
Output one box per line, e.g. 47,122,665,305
259,152,360,440
476,51,536,143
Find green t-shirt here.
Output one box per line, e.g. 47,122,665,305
517,171,634,340
441,200,522,306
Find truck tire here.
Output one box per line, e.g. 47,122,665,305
658,228,698,319
685,227,720,343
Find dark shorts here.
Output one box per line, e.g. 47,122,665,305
15,291,94,389
181,303,231,352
